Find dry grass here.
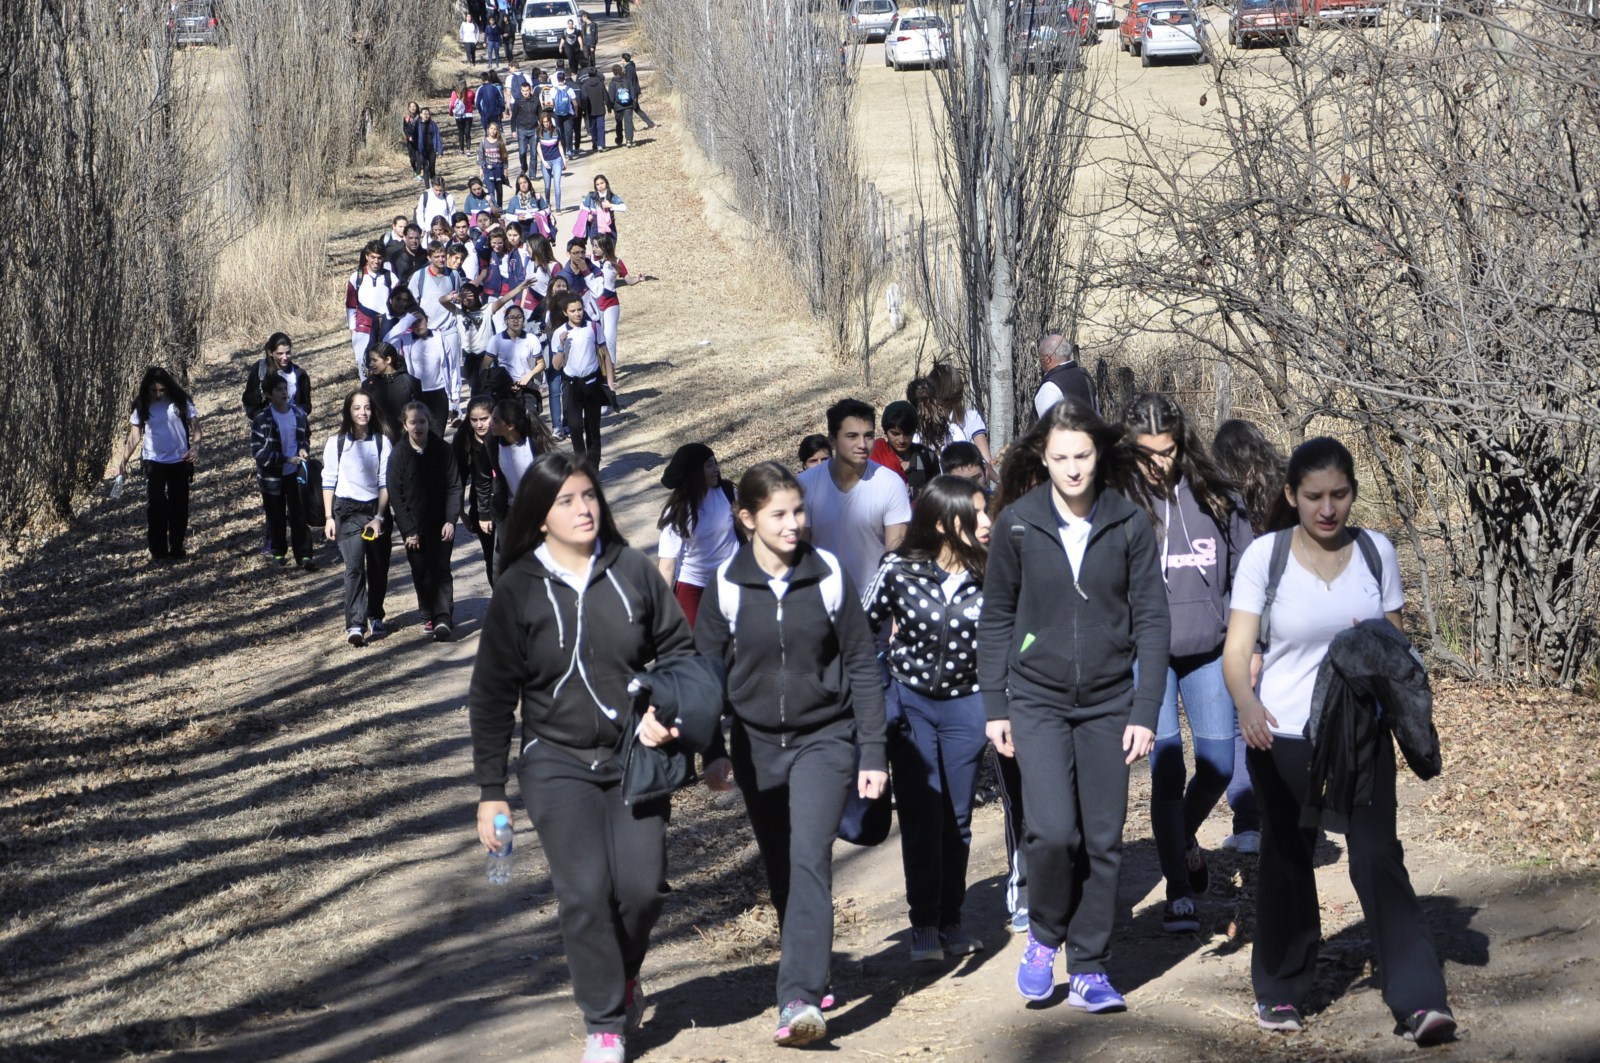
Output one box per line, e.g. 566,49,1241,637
211,212,333,342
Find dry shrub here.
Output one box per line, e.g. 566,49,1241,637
211,212,332,340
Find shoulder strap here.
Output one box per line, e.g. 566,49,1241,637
1256,530,1294,652
815,549,844,620
337,433,346,463
1350,527,1383,585
716,557,741,635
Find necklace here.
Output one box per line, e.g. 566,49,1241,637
1294,527,1351,590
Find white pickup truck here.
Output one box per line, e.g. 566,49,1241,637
520,0,582,59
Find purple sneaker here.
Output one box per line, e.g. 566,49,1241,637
1067,972,1126,1013
1016,932,1057,1001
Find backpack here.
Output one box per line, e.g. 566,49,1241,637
715,548,844,634
554,86,574,116
1256,528,1383,652
615,84,632,107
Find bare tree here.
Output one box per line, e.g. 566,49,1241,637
0,0,212,534
919,0,1100,448
1101,13,1600,681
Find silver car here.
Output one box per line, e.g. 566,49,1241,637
848,0,900,42
1139,6,1206,65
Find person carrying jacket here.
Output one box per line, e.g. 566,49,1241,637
471,451,700,1063
694,461,887,1048
1221,436,1454,1045
981,399,1169,1013
387,402,461,640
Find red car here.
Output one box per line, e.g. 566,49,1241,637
1229,0,1301,45
1119,0,1188,56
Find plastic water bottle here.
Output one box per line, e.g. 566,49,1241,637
110,475,125,500
486,814,514,885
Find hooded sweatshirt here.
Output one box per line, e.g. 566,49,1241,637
470,540,694,799
1155,476,1254,658
978,484,1171,729
693,541,887,773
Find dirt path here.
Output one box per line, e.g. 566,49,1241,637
3,9,1599,1063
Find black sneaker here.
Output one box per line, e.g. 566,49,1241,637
298,558,318,572
1256,1003,1304,1032
1402,1009,1456,1045
432,621,453,642
1162,896,1200,933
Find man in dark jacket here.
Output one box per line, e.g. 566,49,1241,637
1032,333,1098,419
580,67,610,155
508,79,542,174
388,405,462,640
620,52,656,133
580,11,599,65
606,64,637,148
385,223,428,287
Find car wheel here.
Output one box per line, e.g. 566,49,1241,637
1131,42,1141,56
885,50,892,67
1141,47,1151,66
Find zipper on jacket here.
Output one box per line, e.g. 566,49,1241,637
776,597,788,746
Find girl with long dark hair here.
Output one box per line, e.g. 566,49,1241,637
654,443,739,626
590,234,638,370
1221,438,1454,1044
914,362,992,474
453,397,499,587
322,390,395,645
489,396,558,524
694,462,888,1047
982,399,1169,1012
403,101,423,180
118,367,201,562
478,122,509,209
470,452,697,1063
361,341,421,439
1122,393,1254,932
863,475,992,963
536,111,567,211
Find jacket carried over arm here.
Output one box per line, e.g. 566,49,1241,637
469,541,694,800
978,485,1171,730
693,542,887,773
1303,618,1442,833
249,405,310,484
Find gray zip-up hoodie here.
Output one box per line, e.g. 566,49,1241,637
1156,477,1254,658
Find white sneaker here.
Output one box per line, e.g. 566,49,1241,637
580,1032,625,1063
345,627,365,647
1223,830,1261,854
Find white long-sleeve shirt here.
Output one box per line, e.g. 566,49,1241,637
321,433,393,503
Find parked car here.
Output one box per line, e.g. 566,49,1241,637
520,0,581,59
1094,0,1120,24
848,0,900,41
1119,0,1188,55
884,8,951,69
169,0,221,47
1139,4,1206,63
1228,0,1300,44
1010,1,1099,71
1298,0,1382,25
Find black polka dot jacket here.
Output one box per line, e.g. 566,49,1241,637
863,553,983,700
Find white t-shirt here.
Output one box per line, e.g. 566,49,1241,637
321,433,392,503
491,332,540,381
499,436,536,499
553,321,604,379
398,333,449,392
796,460,912,591
1229,530,1404,738
658,487,740,588
271,407,301,473
132,400,198,464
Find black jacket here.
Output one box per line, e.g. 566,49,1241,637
387,433,461,539
619,654,729,807
1303,619,1442,832
979,485,1171,729
361,371,421,437
694,542,887,773
623,58,644,99
864,553,982,699
249,404,310,485
242,360,312,421
469,540,694,800
386,243,429,287
508,96,542,133
452,428,497,528
580,72,609,115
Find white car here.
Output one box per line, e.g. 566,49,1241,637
1093,0,1118,25
884,8,950,69
848,0,900,42
520,0,581,59
1139,5,1206,64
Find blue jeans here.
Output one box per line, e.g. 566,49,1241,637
1147,652,1236,900
541,154,564,210
545,365,566,435
887,682,988,928
516,128,536,173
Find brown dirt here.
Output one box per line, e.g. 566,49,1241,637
2,8,1599,1063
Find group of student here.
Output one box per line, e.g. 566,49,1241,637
466,360,1458,1063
